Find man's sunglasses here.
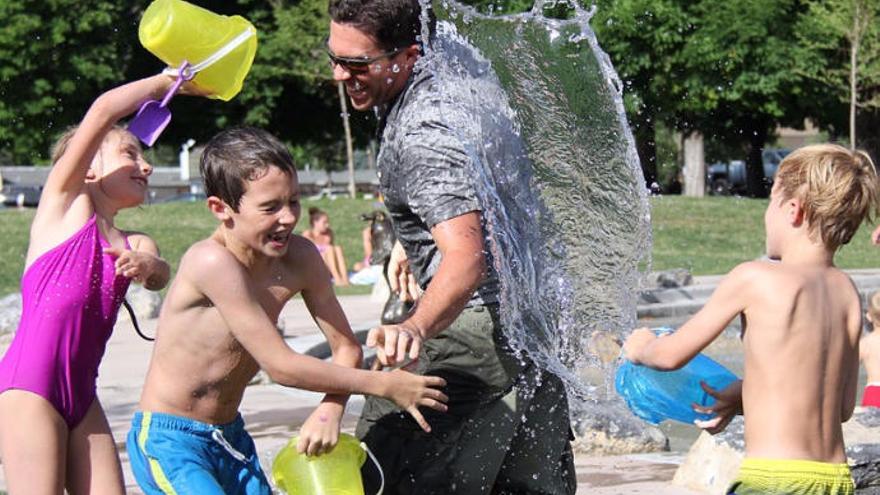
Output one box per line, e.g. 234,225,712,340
326,46,404,72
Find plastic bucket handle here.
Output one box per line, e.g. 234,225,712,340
361,441,385,495
161,26,255,79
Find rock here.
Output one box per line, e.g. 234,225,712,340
646,269,693,289
672,408,880,494
849,408,880,491
570,401,669,455
0,293,22,336
852,444,880,489
672,417,744,494
117,285,162,322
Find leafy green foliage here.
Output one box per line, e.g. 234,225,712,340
796,0,880,145
0,1,140,163
0,0,875,177
0,0,369,170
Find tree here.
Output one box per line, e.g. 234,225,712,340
797,0,880,149
0,1,139,163
675,0,813,197
592,0,693,188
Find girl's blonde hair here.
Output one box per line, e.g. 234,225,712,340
774,144,880,251
50,125,128,165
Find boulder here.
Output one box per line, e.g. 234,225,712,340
849,408,880,491
0,293,22,336
672,408,880,494
570,401,669,455
672,417,744,494
116,285,162,322
645,269,693,289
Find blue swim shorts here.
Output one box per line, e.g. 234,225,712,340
127,411,271,495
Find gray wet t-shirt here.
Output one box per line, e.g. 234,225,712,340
376,62,500,307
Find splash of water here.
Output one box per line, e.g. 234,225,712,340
418,0,651,400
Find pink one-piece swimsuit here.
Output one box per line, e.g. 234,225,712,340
0,214,130,428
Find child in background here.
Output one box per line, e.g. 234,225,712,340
0,75,187,494
127,128,447,495
353,224,373,272
303,206,351,285
861,291,880,407
625,144,879,494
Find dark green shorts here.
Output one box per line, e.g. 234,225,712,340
356,305,576,494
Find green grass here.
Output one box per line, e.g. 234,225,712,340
650,196,880,275
0,196,381,297
2,195,879,296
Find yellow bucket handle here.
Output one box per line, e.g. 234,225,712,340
162,25,256,79
361,441,385,495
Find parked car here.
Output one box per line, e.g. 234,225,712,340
761,148,792,181
707,160,745,195
0,179,42,207
707,148,792,195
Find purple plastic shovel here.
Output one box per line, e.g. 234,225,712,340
128,61,193,147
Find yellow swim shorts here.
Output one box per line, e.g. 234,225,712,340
727,458,854,495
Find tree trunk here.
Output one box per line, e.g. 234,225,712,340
367,139,376,170
745,125,768,198
337,81,356,198
849,1,862,149
683,131,706,197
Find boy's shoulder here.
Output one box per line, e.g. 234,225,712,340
178,237,244,277
726,259,777,284
286,233,325,264
730,259,851,286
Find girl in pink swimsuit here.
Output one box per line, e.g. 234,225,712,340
0,75,199,494
302,207,351,285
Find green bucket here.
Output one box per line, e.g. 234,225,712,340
271,433,384,495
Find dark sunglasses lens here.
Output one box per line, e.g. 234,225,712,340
328,54,371,71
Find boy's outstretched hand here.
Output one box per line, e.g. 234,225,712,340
296,402,344,456
693,379,743,434
385,369,448,433
623,327,657,364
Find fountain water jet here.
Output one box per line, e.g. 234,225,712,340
416,0,652,406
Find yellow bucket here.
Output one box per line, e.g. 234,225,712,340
272,433,384,495
138,0,257,101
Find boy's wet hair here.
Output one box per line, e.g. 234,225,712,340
774,144,880,251
200,127,296,212
50,125,129,165
328,0,435,51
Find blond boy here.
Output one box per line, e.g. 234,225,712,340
861,291,880,407
625,144,879,494
127,128,447,495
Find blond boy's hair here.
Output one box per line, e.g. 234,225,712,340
775,144,880,251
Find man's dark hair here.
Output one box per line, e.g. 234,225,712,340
328,0,434,50
200,127,296,212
